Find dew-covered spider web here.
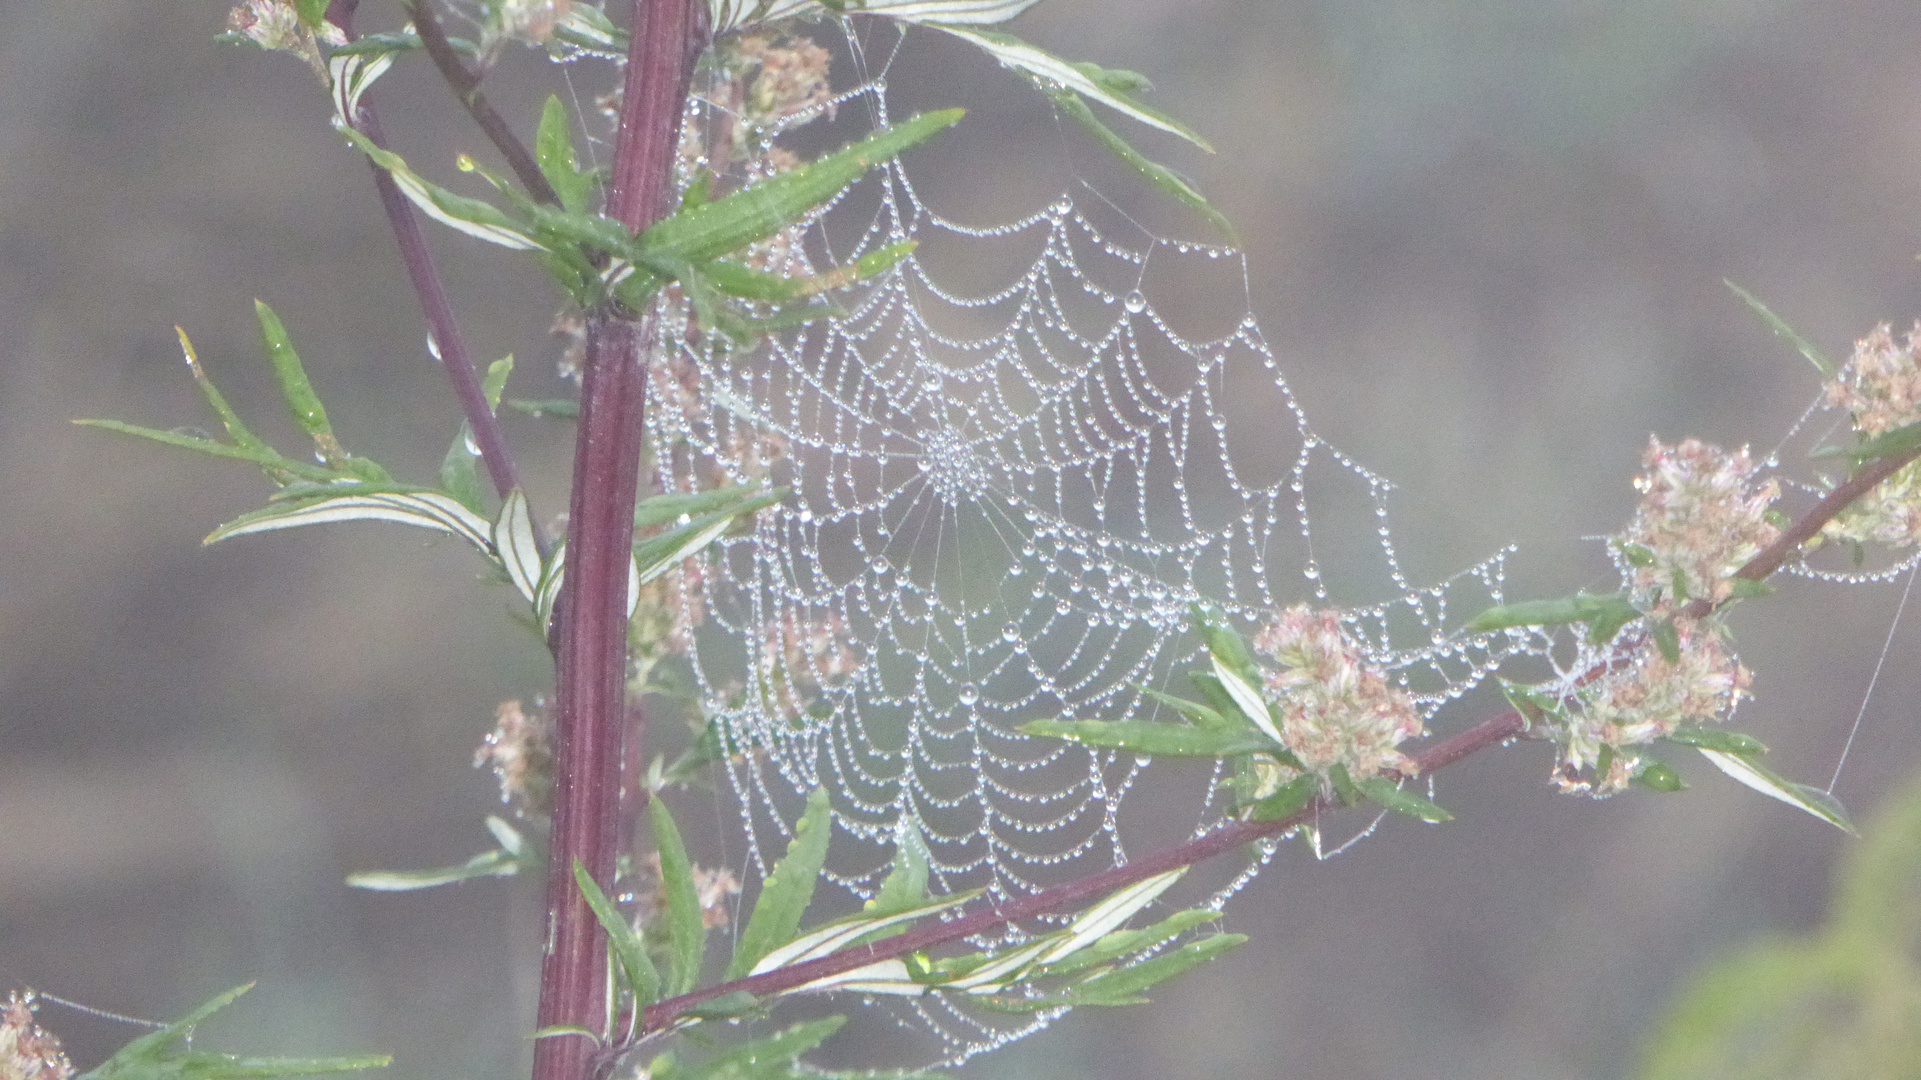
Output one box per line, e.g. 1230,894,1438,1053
614,18,1535,1064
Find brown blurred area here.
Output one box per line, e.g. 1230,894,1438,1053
5,2,1921,1078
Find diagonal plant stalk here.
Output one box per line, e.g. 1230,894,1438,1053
534,4,707,1080
406,0,562,206
637,436,1921,1033
328,0,525,504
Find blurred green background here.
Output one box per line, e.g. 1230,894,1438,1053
7,1,1921,1077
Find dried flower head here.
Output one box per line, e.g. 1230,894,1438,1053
475,699,555,819
1821,461,1921,549
632,852,741,931
1618,437,1780,609
488,0,572,50
1560,619,1751,795
1825,321,1921,437
1,993,73,1080
225,0,343,80
1252,605,1424,782
730,33,834,131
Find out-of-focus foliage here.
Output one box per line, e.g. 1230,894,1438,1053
1636,769,1921,1079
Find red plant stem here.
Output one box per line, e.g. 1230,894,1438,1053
639,425,1921,1034
535,4,706,1080
329,2,525,502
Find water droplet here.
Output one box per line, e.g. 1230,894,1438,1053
464,432,482,455
958,683,979,706
796,506,814,523
1002,623,1021,642
922,373,942,392
1056,599,1071,615
1123,291,1147,314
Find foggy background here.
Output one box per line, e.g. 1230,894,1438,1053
6,1,1921,1077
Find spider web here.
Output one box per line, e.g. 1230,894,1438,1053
625,20,1531,1063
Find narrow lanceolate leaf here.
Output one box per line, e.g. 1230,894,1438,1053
1045,89,1237,242
1700,749,1857,835
79,984,390,1080
791,957,928,996
1038,868,1186,966
750,892,976,977
1724,280,1834,375
1665,725,1768,756
1211,659,1284,748
1036,933,1247,1009
493,489,543,603
1245,774,1317,821
531,545,643,628
1462,592,1640,638
1034,908,1222,980
1019,718,1269,757
637,111,963,271
573,860,661,1006
346,847,519,891
174,327,271,456
636,484,788,527
679,1017,845,1080
650,797,707,998
1835,418,1921,466
1354,777,1452,823
338,127,543,250
703,240,917,302
728,787,834,979
74,419,319,477
930,26,1211,150
536,96,595,214
254,300,340,457
709,0,1040,34
481,354,514,414
868,818,932,917
635,491,783,584
205,489,494,551
1138,686,1235,731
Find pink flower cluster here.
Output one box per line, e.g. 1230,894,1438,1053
1253,605,1424,781
1619,437,1780,608
0,994,71,1080
1819,322,1921,548
1564,620,1753,794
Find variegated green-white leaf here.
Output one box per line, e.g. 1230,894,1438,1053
531,543,642,628
205,489,493,551
1211,658,1284,748
493,488,543,602
727,787,834,979
750,891,976,977
1038,867,1186,966
930,25,1210,150
1701,749,1857,835
338,127,543,251
708,0,1039,34
791,957,929,996
345,848,519,891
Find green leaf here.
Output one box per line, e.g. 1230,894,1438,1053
536,96,595,214
1005,933,1247,1010
1723,576,1776,600
1137,686,1234,730
1019,717,1270,757
481,354,514,414
709,0,1042,34
1615,540,1657,567
254,300,342,464
346,847,519,891
681,1017,845,1080
1725,280,1834,375
340,127,544,250
750,891,977,979
78,984,389,1080
1031,908,1222,980
1835,418,1921,466
1044,88,1237,243
1700,749,1857,835
1653,618,1682,664
637,110,963,273
293,0,329,29
868,818,931,917
1635,756,1687,792
728,787,834,978
74,419,318,478
1327,762,1362,806
325,31,427,58
1463,592,1640,643
1665,726,1769,755
929,26,1211,150
173,327,272,458
204,489,494,551
1245,774,1317,821
573,859,661,1007
635,492,784,584
650,796,707,998
439,423,485,514
1035,868,1187,968
701,240,918,302
1354,776,1452,822
679,990,759,1021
